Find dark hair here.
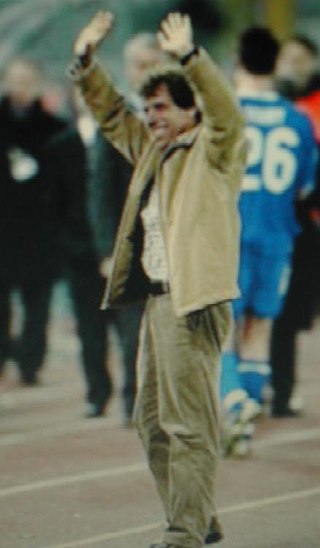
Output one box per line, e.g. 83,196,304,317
286,34,318,57
139,70,196,109
239,27,280,75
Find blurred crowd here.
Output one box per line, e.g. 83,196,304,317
0,13,319,458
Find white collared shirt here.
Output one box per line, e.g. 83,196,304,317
140,182,169,282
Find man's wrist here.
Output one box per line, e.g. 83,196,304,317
179,46,199,65
76,46,92,68
67,54,96,82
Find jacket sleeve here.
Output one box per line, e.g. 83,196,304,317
183,48,244,148
76,62,150,166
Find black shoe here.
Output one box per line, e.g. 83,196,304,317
85,398,109,419
150,526,223,547
151,537,222,548
205,529,223,544
21,371,39,386
205,518,223,544
272,406,302,418
150,544,178,548
85,402,106,418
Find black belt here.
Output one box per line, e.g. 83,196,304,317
148,281,170,295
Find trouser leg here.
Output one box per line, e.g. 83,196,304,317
67,265,112,407
133,305,171,518
134,295,231,548
115,303,143,420
270,315,296,411
19,279,53,382
0,282,11,373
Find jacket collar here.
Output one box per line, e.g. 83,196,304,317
161,125,200,161
173,124,200,147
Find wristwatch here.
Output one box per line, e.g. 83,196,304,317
180,46,199,66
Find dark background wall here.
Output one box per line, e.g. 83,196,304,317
0,0,223,86
0,0,319,96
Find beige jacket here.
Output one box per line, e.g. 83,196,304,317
78,48,246,317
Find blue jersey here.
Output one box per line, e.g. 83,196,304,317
239,92,318,255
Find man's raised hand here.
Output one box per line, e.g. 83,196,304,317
157,12,194,58
73,11,114,59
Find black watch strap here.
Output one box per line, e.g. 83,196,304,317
180,46,199,66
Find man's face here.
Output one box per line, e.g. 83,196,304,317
143,83,196,150
276,42,317,88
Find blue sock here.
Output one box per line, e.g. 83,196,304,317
220,352,240,399
220,352,248,413
238,360,271,403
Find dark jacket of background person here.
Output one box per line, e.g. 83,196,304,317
0,96,67,382
48,126,100,264
271,71,320,416
273,73,320,331
295,74,320,242
87,129,132,261
44,127,112,415
0,97,66,280
86,128,143,422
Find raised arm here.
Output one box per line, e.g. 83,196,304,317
157,12,194,60
73,11,114,62
71,11,149,164
158,13,243,144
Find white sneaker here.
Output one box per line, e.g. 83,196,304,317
221,398,260,458
289,393,305,413
231,435,253,458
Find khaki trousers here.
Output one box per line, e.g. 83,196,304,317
133,294,231,548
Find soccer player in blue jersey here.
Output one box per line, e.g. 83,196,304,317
221,27,318,457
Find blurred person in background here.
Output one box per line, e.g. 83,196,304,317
43,90,112,418
276,35,320,102
123,31,170,108
0,57,67,385
220,28,318,456
87,31,169,425
70,10,245,547
270,35,320,417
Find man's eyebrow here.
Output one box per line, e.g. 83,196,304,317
145,99,167,108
